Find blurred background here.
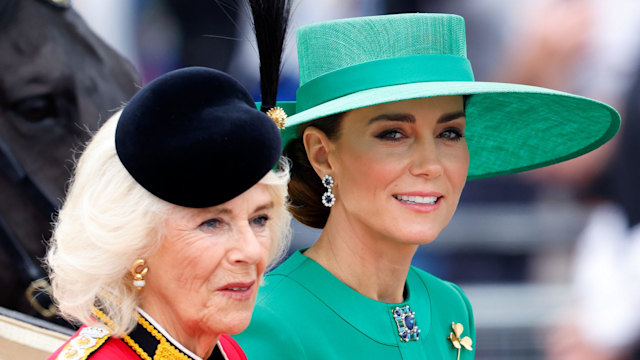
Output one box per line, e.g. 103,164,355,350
2,0,640,358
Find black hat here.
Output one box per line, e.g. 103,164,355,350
115,67,282,208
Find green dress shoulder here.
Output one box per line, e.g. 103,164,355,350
233,250,475,359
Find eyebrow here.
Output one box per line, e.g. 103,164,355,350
368,113,415,125
439,111,466,124
213,201,274,216
368,111,465,125
252,202,274,213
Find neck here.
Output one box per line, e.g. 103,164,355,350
305,206,418,303
138,300,218,359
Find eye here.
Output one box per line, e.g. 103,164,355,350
438,127,464,141
250,215,270,228
199,218,223,229
11,95,58,123
374,129,406,141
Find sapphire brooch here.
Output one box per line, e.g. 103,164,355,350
392,305,420,342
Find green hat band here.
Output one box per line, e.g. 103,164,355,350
296,54,474,112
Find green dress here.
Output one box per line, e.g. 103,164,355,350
234,250,476,359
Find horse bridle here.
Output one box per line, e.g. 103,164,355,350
0,135,58,318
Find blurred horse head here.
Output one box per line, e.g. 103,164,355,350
0,0,139,316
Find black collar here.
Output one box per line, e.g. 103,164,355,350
123,311,226,360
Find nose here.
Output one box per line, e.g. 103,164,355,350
409,137,443,179
228,224,265,265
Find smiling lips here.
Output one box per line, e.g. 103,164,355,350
218,281,256,300
393,193,442,212
393,194,438,205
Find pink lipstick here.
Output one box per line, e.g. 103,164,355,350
217,281,255,300
393,192,442,213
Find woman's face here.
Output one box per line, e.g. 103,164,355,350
142,183,273,337
328,96,468,244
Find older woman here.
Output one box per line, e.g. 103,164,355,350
233,13,620,359
46,67,291,360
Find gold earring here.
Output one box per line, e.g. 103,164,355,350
131,259,148,290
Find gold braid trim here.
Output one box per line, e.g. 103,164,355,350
92,308,194,360
135,315,192,360
94,308,150,359
155,340,192,360
122,335,152,360
91,307,114,329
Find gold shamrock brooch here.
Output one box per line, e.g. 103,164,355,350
448,322,473,360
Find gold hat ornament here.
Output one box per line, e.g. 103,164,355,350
266,106,287,129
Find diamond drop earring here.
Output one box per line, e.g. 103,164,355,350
321,175,335,207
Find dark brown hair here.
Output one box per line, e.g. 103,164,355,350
283,113,343,228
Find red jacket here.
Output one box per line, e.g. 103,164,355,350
49,324,246,360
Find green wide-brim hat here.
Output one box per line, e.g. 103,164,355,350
281,13,620,180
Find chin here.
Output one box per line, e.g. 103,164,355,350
202,305,255,336
403,235,439,245
393,227,444,245
220,318,253,335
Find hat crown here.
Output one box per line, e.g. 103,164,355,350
116,67,282,208
297,13,467,86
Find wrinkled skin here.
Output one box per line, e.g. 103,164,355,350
0,0,138,317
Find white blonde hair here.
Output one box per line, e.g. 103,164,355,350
47,111,291,336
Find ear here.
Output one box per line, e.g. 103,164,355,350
303,126,334,177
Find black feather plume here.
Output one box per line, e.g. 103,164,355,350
247,0,293,112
